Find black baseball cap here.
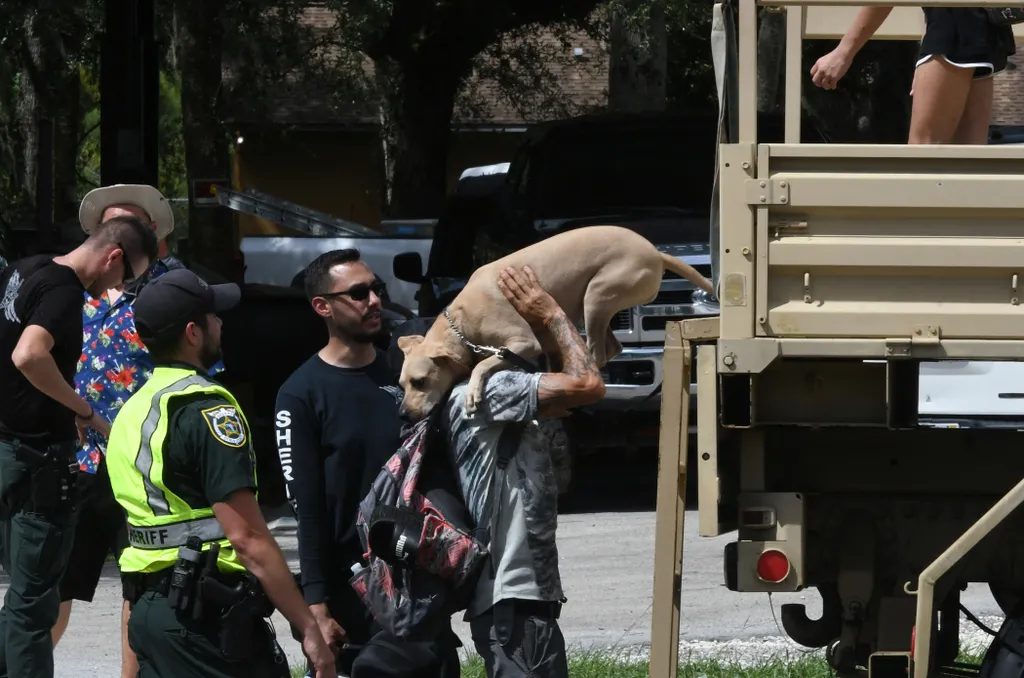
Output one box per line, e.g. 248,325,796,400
133,269,241,342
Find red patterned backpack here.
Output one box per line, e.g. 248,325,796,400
348,390,525,641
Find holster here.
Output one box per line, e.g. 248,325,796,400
198,571,275,662
125,543,283,664
0,439,78,518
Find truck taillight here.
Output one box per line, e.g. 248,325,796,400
756,549,791,584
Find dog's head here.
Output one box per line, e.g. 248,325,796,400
396,334,469,422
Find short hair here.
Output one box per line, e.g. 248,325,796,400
87,214,159,266
142,313,209,363
303,248,362,302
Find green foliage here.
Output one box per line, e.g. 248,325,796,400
74,68,189,227
157,70,189,253
664,0,717,112
77,66,100,194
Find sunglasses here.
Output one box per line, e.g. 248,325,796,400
319,280,386,302
118,241,139,286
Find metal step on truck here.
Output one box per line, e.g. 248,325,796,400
649,3,1024,678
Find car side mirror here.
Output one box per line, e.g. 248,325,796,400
393,251,425,284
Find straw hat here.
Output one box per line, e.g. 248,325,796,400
79,184,175,242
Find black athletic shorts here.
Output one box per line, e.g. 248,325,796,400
58,462,129,603
918,8,1017,79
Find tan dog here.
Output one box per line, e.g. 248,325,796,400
396,225,714,420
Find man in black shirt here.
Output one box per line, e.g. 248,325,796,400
275,249,460,677
0,215,158,678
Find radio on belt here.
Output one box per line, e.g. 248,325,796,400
168,536,204,611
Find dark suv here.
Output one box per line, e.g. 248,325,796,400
392,112,721,483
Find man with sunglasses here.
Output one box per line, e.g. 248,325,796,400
275,249,460,677
0,214,157,678
50,185,212,678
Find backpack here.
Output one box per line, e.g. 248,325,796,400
348,387,526,642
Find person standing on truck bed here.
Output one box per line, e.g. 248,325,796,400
50,184,223,678
426,264,607,678
810,7,1015,144
274,249,461,677
106,268,335,678
0,215,158,678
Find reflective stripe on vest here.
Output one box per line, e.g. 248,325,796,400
106,366,258,574
127,515,226,550
136,374,211,517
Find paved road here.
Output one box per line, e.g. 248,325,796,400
10,509,1001,674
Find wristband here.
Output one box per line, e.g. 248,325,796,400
76,405,94,421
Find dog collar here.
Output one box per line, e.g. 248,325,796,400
442,307,542,374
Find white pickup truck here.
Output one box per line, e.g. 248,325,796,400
239,232,432,314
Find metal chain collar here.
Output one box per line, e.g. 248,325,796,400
443,307,504,358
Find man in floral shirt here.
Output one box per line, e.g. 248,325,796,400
50,185,221,678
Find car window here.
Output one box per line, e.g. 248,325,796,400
470,226,521,271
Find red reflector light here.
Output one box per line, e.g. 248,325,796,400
756,549,791,583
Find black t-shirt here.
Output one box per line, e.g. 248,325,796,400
274,350,402,615
162,382,258,509
0,255,86,442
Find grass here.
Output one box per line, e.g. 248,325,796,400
288,647,991,677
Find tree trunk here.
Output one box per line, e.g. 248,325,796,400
379,59,462,219
608,0,668,113
16,14,84,236
173,0,235,278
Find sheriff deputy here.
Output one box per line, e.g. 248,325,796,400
104,268,334,678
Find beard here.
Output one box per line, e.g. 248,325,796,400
332,310,384,344
199,337,223,371
341,325,383,345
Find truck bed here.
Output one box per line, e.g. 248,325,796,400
718,142,1024,360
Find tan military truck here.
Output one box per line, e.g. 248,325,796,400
649,3,1024,678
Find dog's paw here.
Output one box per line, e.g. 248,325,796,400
464,384,482,415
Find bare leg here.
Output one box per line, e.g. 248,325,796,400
952,75,994,144
464,336,542,415
51,600,72,646
121,600,138,678
582,308,616,368
604,327,623,364
908,57,974,144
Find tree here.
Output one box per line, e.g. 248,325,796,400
608,0,667,113
0,0,102,246
320,0,613,219
169,0,235,273
664,0,717,112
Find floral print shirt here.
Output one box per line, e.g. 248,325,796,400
74,259,224,473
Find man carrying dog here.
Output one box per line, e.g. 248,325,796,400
274,249,461,677
0,215,158,678
52,184,207,678
434,264,607,678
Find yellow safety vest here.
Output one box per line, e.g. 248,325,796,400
106,365,258,574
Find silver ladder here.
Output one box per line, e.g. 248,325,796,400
214,187,434,239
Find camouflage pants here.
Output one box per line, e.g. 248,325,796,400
470,599,568,678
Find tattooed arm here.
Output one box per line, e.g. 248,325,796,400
497,266,606,419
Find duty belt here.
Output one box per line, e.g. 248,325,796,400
127,516,226,549
0,436,77,468
123,567,248,605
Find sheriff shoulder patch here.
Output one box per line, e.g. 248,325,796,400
201,405,247,448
